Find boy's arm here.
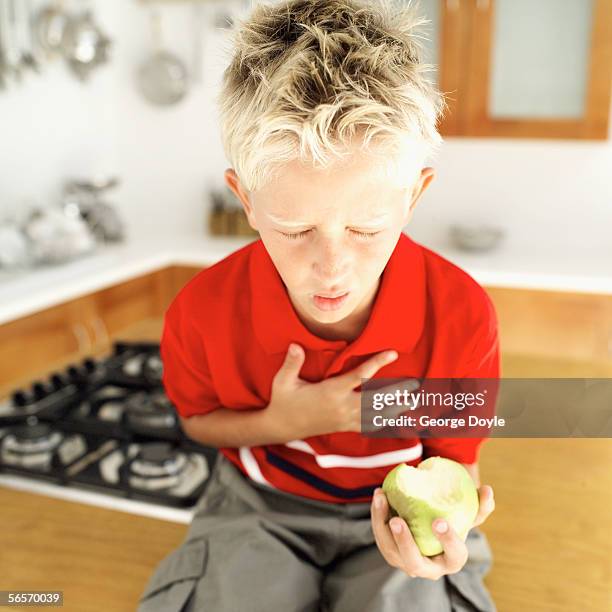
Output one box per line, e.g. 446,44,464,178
179,345,399,447
179,408,291,448
161,309,294,447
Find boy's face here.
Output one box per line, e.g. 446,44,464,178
224,146,434,338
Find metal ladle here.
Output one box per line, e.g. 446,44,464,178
0,1,9,88
136,7,189,106
2,0,22,82
33,0,69,60
15,0,40,74
60,8,112,81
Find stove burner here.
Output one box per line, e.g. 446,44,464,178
1,421,87,471
2,341,214,507
78,385,131,422
97,400,125,422
16,422,52,440
132,442,187,478
142,353,163,381
139,441,174,463
99,442,209,496
7,422,63,454
122,354,145,377
125,391,176,430
119,350,163,383
93,385,129,400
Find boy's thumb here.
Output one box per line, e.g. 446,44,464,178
277,343,304,379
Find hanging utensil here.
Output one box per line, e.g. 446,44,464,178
60,9,112,81
3,0,22,82
14,0,39,74
21,0,41,73
136,6,189,106
33,0,69,60
0,1,8,88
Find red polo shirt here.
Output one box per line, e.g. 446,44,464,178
160,232,500,503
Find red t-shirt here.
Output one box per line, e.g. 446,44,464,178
161,232,500,503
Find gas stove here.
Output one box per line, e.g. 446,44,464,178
0,341,217,523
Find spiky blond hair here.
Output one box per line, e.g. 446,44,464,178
216,0,446,193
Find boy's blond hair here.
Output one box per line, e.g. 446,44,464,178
216,0,446,193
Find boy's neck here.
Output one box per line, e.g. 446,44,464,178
290,277,382,343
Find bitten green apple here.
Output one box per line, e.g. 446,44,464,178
381,457,479,557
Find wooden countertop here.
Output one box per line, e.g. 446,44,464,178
0,488,187,612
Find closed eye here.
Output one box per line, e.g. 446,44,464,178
279,228,382,240
280,229,312,240
350,229,381,239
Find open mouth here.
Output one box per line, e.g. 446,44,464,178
312,291,350,311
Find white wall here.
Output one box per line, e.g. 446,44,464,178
0,1,120,224
409,136,612,253
0,0,610,254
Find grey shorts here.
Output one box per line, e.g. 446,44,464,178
138,453,496,612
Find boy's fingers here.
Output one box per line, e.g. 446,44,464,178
473,485,495,526
370,490,401,563
430,520,468,575
482,485,495,510
275,343,305,383
340,350,398,388
388,516,429,575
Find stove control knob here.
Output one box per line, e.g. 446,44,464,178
11,390,31,406
82,358,97,372
67,366,81,381
32,381,48,400
50,373,66,390
115,342,129,355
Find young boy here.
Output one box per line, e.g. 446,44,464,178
139,1,499,610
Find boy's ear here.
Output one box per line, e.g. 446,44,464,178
224,168,258,230
403,167,435,225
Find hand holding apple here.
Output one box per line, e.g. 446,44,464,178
371,458,495,580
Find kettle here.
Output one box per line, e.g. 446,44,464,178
62,177,126,243
0,218,31,270
22,206,96,265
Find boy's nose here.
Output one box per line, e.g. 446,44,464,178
312,247,350,285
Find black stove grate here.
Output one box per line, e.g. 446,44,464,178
0,341,217,508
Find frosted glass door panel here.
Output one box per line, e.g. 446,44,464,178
490,0,593,119
409,0,441,87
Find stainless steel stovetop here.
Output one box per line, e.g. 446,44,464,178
0,341,217,523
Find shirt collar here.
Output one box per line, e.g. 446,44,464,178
249,232,426,357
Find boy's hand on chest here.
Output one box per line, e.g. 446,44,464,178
263,343,399,440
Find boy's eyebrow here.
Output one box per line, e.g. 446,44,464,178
265,211,391,227
265,212,312,227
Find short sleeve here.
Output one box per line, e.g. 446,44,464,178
160,299,220,419
421,293,501,464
